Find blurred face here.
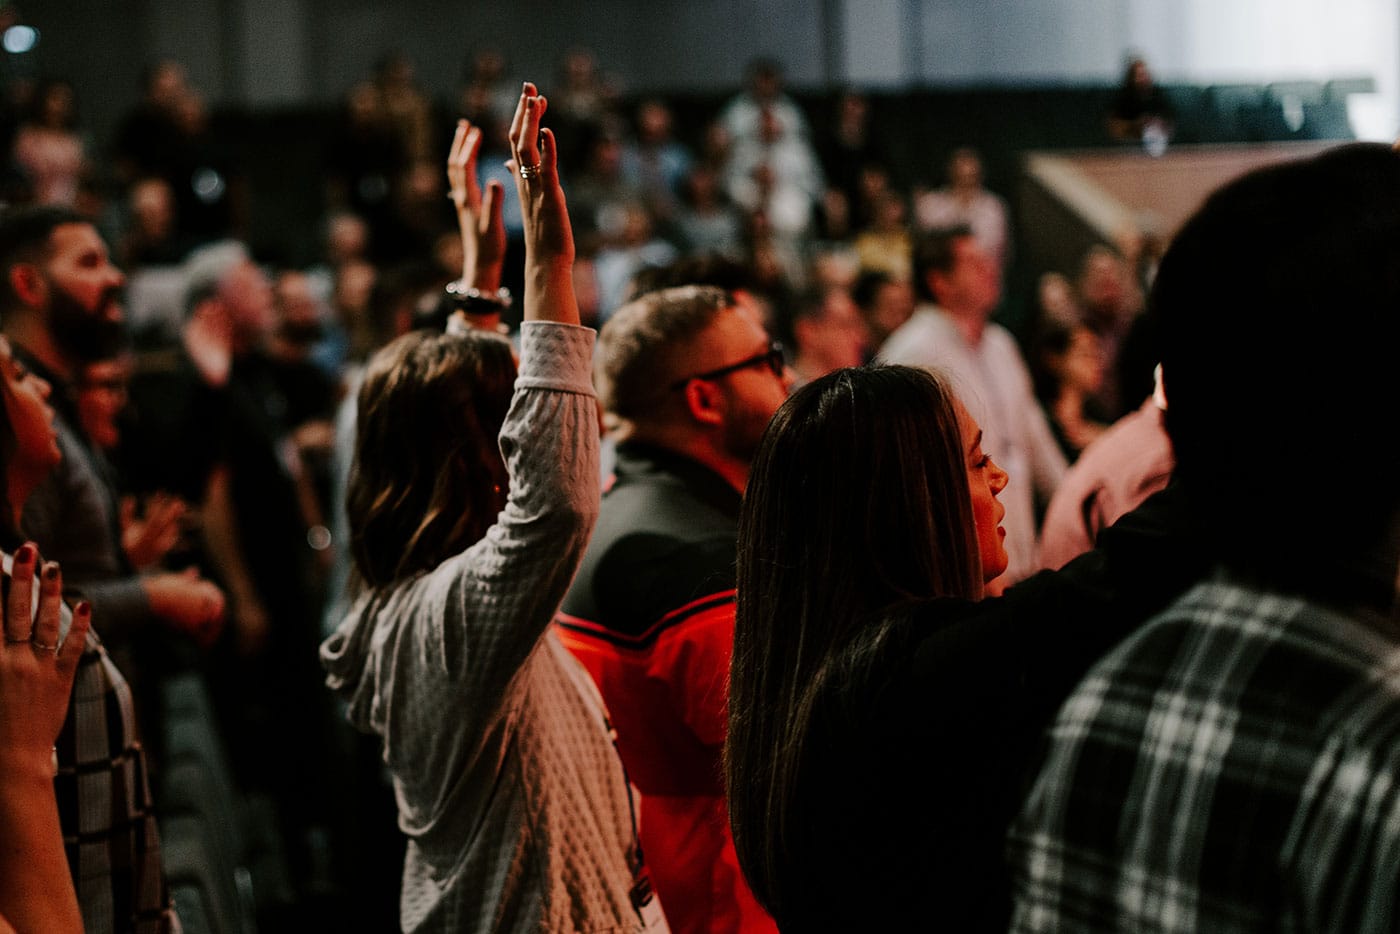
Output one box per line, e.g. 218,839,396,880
131,179,175,238
799,291,868,373
933,236,1000,317
40,84,75,128
41,223,127,365
867,280,915,341
949,152,982,190
274,272,323,344
638,102,671,142
0,338,61,475
1061,327,1105,395
221,259,276,349
955,400,1009,582
76,358,130,450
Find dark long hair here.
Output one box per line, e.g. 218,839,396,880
726,364,981,925
0,338,27,552
347,328,517,587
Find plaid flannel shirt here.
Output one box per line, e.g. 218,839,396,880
1009,579,1400,934
55,628,176,934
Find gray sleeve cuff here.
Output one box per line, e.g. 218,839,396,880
515,322,596,396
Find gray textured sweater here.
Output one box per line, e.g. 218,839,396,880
322,323,646,933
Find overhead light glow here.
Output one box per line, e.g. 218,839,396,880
2,25,38,54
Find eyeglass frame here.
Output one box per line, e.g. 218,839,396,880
668,342,786,391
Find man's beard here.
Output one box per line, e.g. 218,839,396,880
48,282,128,363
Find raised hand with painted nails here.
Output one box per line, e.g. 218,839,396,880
508,82,579,325
0,543,88,934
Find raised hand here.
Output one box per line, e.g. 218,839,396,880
2,545,89,774
508,82,579,326
447,118,507,292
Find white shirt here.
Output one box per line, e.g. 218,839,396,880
880,306,1067,584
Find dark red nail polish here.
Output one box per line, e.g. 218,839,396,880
42,563,60,581
15,543,35,563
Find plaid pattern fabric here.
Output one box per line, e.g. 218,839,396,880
54,629,176,934
1009,579,1400,934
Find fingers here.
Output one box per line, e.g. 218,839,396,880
5,542,38,642
508,82,536,151
540,127,558,181
31,561,62,652
462,125,483,211
510,84,544,172
58,600,91,673
448,119,468,168
482,179,505,237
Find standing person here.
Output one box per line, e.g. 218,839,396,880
0,333,176,932
914,148,1010,277
322,84,665,934
726,365,1205,931
555,283,791,934
787,285,868,385
880,225,1067,588
1009,143,1400,932
0,208,224,649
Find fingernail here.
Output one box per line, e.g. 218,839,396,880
15,543,35,563
42,562,59,582
75,600,91,617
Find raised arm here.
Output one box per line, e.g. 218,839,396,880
422,83,598,694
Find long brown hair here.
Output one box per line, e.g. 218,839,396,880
726,365,981,925
347,328,517,587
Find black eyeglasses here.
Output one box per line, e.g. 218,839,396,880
669,342,785,391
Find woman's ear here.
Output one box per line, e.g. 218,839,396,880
681,379,726,428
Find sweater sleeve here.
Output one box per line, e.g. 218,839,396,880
417,321,601,703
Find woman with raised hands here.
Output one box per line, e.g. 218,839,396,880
322,85,666,933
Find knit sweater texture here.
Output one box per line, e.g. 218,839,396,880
322,323,646,933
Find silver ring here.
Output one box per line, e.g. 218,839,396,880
30,639,56,652
4,636,30,645
518,162,542,180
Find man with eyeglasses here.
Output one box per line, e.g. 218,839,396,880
556,285,788,934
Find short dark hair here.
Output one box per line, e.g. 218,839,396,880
629,253,760,300
1156,142,1400,605
851,269,893,312
0,206,86,313
727,365,981,927
911,224,972,302
595,285,733,423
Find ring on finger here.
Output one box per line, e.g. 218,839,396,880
518,162,542,180
5,636,30,645
30,638,56,652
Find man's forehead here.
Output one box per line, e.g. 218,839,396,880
47,222,107,260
